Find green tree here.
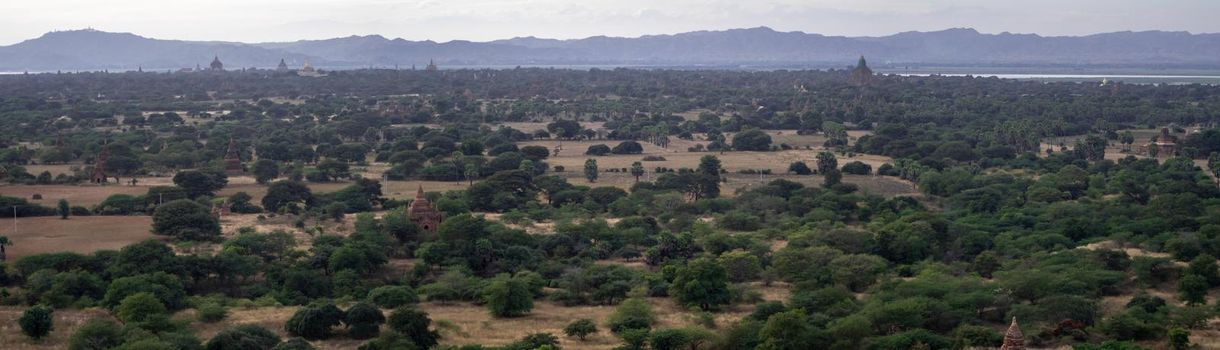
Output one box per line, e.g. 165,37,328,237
1169,327,1191,350
387,307,439,348
788,161,812,175
584,159,599,183
116,292,167,323
252,159,280,185
1179,274,1208,305
1209,152,1220,186
607,298,655,333
19,305,53,339
631,161,645,182
816,151,838,175
285,302,344,340
273,338,318,350
172,170,228,198
152,199,220,241
1189,254,1220,286
823,169,842,188
732,129,773,151
205,324,281,350
57,199,69,219
696,155,722,199
669,257,731,310
68,318,122,350
483,275,534,317
262,181,313,213
758,310,814,350
344,302,386,340
564,319,598,341
368,285,418,308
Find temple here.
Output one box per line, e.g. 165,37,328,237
223,138,244,174
850,55,873,86
999,317,1025,350
277,59,289,72
91,143,110,184
1148,127,1177,157
407,185,444,234
210,56,224,71
426,59,439,72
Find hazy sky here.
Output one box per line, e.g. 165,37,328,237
2,0,1217,45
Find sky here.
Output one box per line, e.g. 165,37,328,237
1,0,1218,45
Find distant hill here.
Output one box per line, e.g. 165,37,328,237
4,27,1220,71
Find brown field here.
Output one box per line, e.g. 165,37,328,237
0,280,790,350
1,216,156,260
0,184,147,207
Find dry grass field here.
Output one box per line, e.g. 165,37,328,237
1,216,156,260
0,280,790,350
0,184,147,208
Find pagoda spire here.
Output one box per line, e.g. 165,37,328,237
416,184,426,199
999,317,1025,350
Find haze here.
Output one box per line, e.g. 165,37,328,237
2,0,1218,45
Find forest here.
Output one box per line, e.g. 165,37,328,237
0,67,1219,350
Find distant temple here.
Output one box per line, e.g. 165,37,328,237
210,56,224,71
425,59,439,72
850,55,873,86
1145,127,1177,157
223,138,244,174
90,143,110,184
999,317,1025,350
277,59,289,72
407,185,444,234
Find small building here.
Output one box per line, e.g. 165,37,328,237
407,185,444,234
1146,127,1177,157
1000,317,1025,350
210,56,224,71
850,55,873,86
223,138,244,174
90,144,110,184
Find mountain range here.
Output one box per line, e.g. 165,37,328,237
3,27,1220,71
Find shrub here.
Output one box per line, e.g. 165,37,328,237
387,307,439,348
198,303,228,323
607,298,655,333
19,305,53,339
152,199,220,241
69,318,122,350
117,292,167,323
368,285,418,308
284,302,344,340
788,161,812,175
206,324,281,350
612,141,644,154
564,319,598,340
841,161,872,175
344,302,386,340
483,275,534,317
585,144,611,156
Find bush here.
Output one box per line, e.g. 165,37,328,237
19,305,53,339
607,298,655,333
344,302,386,340
612,141,644,154
483,275,534,317
69,318,122,350
841,161,872,175
788,161,812,175
198,303,228,323
206,324,281,350
731,129,772,151
152,199,220,241
387,307,439,349
564,319,598,340
284,302,344,340
585,144,612,156
117,292,167,323
368,285,418,308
